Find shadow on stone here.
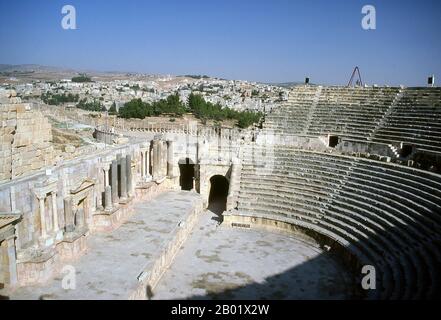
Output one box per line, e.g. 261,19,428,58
208,175,229,223
186,251,362,300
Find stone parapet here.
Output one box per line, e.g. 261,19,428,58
129,195,204,300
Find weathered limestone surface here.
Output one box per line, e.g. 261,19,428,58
0,133,154,287
153,209,350,300
1,96,54,182
5,191,203,300
2,85,440,301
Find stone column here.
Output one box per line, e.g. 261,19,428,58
51,192,59,233
111,159,119,205
152,140,160,180
151,146,155,176
120,156,128,200
161,141,168,177
141,151,145,178
117,154,122,195
104,167,110,187
167,140,174,178
160,142,164,172
1,234,18,286
39,197,47,238
64,197,74,232
126,154,132,196
104,186,113,211
146,148,151,179
95,182,104,211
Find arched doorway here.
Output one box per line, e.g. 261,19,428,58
179,158,195,191
208,175,229,218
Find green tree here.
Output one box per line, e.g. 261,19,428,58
108,102,117,115
118,92,262,128
71,73,92,83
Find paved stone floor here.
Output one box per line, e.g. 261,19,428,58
153,205,351,300
4,191,201,300
3,193,351,300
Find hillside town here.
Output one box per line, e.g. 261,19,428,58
0,71,289,114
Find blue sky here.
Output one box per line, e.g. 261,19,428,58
0,0,440,85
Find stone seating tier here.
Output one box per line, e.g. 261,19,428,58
265,87,441,153
236,145,441,299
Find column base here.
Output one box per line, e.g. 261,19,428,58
119,195,134,205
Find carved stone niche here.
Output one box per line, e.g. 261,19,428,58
139,141,153,186
64,178,95,241
33,176,61,246
0,212,21,287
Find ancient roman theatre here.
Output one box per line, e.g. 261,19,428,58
1,86,440,299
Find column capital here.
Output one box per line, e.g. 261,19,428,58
33,190,47,201
100,161,112,171
141,141,151,149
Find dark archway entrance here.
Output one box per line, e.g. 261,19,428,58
400,144,413,158
208,175,229,219
179,158,195,191
328,135,339,148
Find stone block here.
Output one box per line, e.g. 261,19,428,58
64,145,76,153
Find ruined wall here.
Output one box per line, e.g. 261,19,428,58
336,139,395,157
0,142,143,245
0,130,186,286
0,100,241,288
164,132,236,204
1,90,54,183
255,130,330,152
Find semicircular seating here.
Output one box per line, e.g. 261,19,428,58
234,144,441,299
265,86,400,140
266,87,441,155
371,88,441,153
